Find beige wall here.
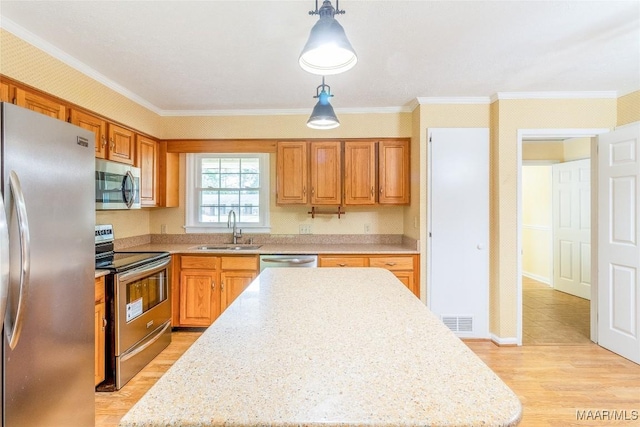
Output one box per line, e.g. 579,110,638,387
617,90,640,126
522,141,564,161
521,165,552,283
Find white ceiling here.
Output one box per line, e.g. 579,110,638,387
1,1,638,115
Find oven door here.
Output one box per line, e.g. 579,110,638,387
114,256,171,358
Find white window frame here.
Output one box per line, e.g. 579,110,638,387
185,153,270,234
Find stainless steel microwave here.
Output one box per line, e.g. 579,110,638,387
95,159,140,210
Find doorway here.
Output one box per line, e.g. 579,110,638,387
516,128,609,346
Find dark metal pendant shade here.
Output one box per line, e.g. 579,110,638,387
307,78,340,129
299,0,357,75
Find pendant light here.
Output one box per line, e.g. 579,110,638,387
299,0,357,75
307,77,340,129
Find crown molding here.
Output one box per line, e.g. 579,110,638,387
0,16,164,115
416,97,492,105
159,106,411,117
490,91,618,102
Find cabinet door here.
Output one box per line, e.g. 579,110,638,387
310,141,342,205
319,256,367,267
0,81,10,103
179,270,219,326
71,109,107,159
107,123,135,165
378,140,410,204
392,271,417,296
94,277,106,386
276,141,308,204
344,141,376,205
220,271,256,313
15,88,66,121
137,135,158,206
94,302,106,386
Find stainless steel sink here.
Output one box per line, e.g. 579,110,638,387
191,245,262,251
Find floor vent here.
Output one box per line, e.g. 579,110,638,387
442,315,474,333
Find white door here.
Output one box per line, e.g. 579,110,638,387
429,128,489,338
552,159,591,299
598,123,640,364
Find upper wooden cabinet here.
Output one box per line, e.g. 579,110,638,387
378,140,410,205
276,139,410,206
137,135,159,207
344,141,376,205
107,123,135,165
310,141,342,205
70,109,108,158
276,141,308,205
15,88,66,121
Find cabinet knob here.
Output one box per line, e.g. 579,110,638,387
386,262,396,266
102,317,107,330
371,186,374,196
211,281,215,290
101,136,107,148
339,263,346,267
221,281,225,291
109,138,115,150
311,187,315,195
303,186,306,196
380,187,383,194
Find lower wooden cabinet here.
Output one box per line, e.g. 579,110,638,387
94,276,106,386
175,255,258,327
318,254,419,297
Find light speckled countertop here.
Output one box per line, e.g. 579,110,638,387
117,242,418,255
119,268,521,427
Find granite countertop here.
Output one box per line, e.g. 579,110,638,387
119,268,521,427
119,242,419,255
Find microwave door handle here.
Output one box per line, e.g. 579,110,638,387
5,171,31,350
122,171,134,208
0,192,10,331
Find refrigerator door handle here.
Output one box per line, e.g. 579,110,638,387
0,192,10,330
5,171,31,349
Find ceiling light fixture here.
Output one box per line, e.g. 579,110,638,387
299,0,357,75
307,77,340,129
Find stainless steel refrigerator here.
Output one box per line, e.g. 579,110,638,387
0,102,95,426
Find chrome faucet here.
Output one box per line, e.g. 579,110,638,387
227,210,242,244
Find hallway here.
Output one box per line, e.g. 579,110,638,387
522,277,591,345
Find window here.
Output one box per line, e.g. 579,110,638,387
185,153,270,233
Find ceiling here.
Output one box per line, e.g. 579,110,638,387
1,1,639,115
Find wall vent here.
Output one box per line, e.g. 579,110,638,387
441,315,474,333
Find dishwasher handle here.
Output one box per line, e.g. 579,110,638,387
261,257,316,265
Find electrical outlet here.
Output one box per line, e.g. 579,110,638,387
299,224,312,234
364,223,371,234
160,224,167,234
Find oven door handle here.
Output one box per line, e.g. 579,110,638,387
5,171,31,350
119,321,171,363
117,257,171,282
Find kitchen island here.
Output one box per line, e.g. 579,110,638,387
119,268,521,427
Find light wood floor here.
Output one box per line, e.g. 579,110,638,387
523,277,591,345
96,331,640,427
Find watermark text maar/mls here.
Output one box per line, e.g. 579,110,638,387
576,409,639,422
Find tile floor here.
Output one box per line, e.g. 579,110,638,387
522,276,591,345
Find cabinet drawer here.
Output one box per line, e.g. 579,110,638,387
319,257,367,267
221,256,258,271
95,277,105,303
369,256,414,271
181,256,218,270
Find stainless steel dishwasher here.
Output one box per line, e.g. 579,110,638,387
259,255,318,271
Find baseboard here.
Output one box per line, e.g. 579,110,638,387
491,334,519,346
522,272,551,285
